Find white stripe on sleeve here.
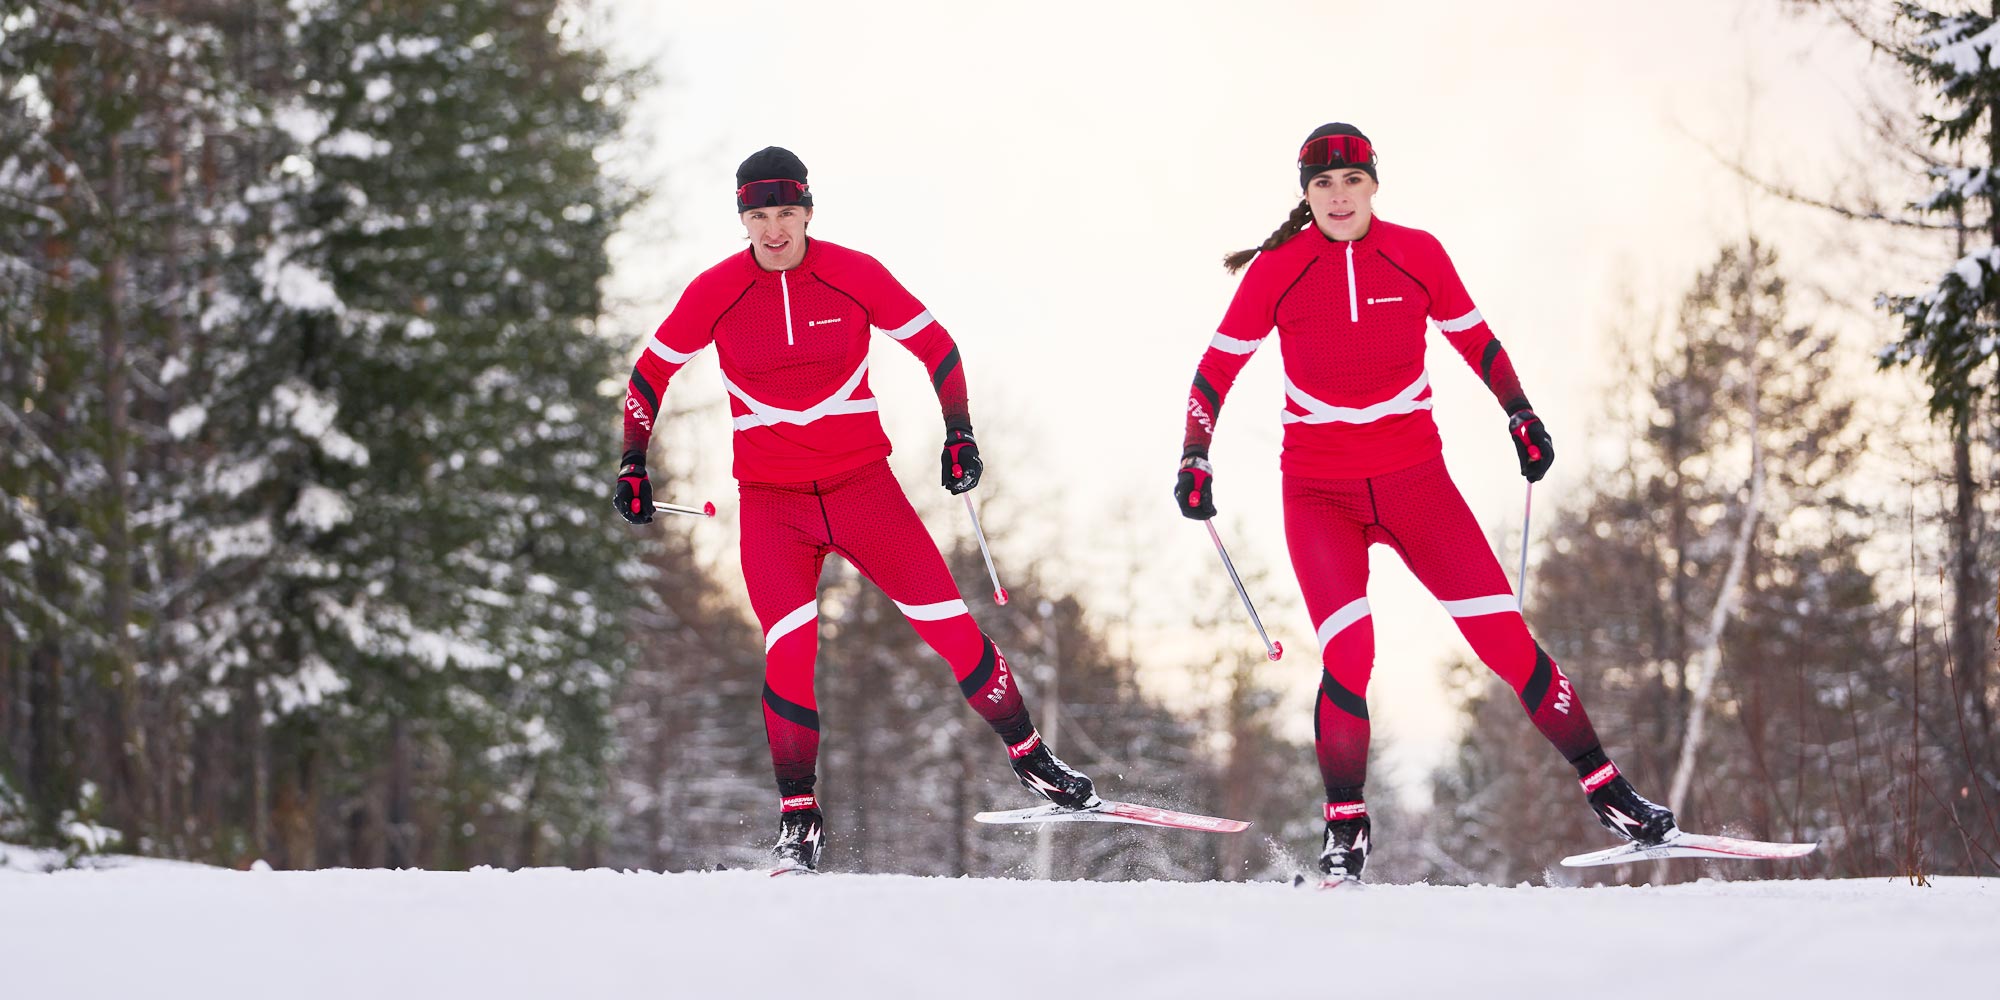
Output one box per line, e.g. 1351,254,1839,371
1436,308,1484,333
1208,332,1265,355
878,309,936,341
648,339,704,365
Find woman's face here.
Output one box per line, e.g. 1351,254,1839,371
742,204,812,269
1304,168,1377,241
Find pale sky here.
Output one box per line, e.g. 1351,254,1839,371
594,2,1924,798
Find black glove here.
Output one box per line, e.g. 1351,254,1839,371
614,452,654,524
942,427,982,494
1175,453,1216,520
1509,409,1555,483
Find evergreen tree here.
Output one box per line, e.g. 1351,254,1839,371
1880,3,2000,418
1428,242,1915,883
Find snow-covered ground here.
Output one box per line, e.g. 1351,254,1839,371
3,862,1993,998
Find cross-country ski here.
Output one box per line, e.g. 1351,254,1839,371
973,799,1250,834
1560,831,1819,868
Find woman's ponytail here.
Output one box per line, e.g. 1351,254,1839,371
1222,200,1313,274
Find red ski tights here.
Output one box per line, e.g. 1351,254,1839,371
739,460,1032,798
1283,456,1602,799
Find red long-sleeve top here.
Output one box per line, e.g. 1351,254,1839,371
1183,217,1532,479
623,239,970,484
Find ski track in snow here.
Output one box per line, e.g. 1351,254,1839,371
1,863,1992,998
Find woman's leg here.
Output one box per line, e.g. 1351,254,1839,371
1367,456,1603,762
1282,476,1376,801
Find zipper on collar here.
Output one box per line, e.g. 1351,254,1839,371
1345,242,1358,323
780,270,795,345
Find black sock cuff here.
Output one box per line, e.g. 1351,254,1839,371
1326,784,1365,804
1567,745,1610,779
777,776,817,798
994,711,1036,748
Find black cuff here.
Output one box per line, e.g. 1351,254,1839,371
620,450,646,470
1503,397,1533,416
1182,443,1210,461
944,417,974,436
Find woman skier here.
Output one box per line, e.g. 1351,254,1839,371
1173,123,1677,884
616,147,1095,872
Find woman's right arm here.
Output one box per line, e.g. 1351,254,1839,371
1182,257,1283,460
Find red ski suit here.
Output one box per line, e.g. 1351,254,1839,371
625,239,1033,798
1182,218,1601,798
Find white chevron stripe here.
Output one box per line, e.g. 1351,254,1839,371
893,598,970,621
878,308,935,341
724,360,877,431
1208,332,1265,355
764,601,819,652
1282,371,1432,426
1436,307,1485,333
648,339,704,365
1316,598,1372,653
1438,594,1519,618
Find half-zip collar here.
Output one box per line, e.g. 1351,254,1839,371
1345,243,1358,323
780,270,795,345
1314,218,1377,324
746,238,814,345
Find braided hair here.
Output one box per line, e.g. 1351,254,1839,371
1223,199,1314,274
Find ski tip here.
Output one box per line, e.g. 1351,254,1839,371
994,587,1009,606
1268,641,1284,661
702,501,716,518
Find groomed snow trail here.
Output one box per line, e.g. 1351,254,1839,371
3,864,1992,998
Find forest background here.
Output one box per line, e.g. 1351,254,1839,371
2,0,1994,883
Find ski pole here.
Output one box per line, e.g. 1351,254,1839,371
1205,521,1282,661
1516,482,1533,613
962,493,1009,606
646,499,717,519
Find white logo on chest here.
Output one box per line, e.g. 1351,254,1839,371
1366,296,1404,305
807,317,843,327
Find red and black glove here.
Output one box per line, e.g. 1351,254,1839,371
1175,450,1216,520
1509,409,1555,483
942,427,982,494
614,451,654,524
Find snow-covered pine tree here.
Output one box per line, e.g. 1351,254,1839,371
1427,241,1908,884
1874,2,1999,785
173,0,640,867
0,0,251,848
1882,4,2000,417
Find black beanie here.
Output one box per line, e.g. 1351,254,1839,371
736,146,812,211
1298,122,1377,188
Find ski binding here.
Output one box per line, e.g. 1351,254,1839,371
974,799,1248,833
1560,830,1818,868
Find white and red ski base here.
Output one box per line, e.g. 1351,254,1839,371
1561,830,1818,868
973,799,1250,834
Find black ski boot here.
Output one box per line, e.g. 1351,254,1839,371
1009,733,1098,809
1585,769,1676,846
1316,801,1371,887
772,803,825,873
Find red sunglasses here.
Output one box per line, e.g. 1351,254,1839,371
1298,134,1374,172
737,179,809,208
